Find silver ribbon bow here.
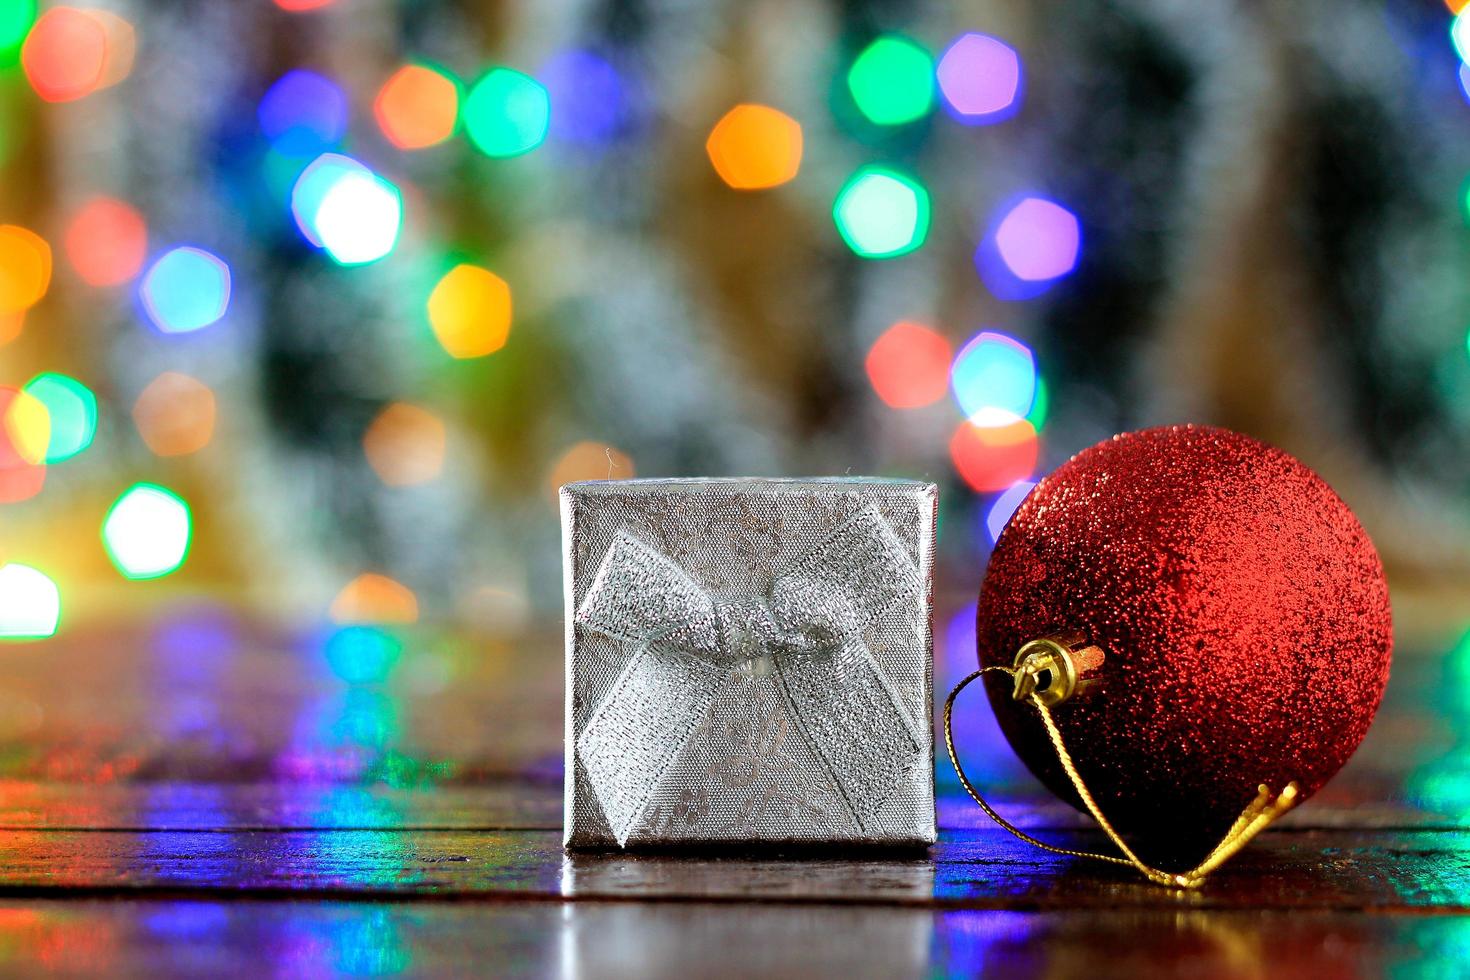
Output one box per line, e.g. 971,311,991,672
574,504,926,846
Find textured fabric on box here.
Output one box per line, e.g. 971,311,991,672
562,478,937,848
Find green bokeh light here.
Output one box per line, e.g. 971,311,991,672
22,372,97,463
463,68,550,158
832,166,930,259
0,0,35,61
1025,375,1049,431
847,35,935,126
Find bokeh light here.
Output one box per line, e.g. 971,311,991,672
0,386,47,503
0,225,52,313
374,64,459,150
950,331,1037,424
102,483,192,580
132,372,217,457
330,573,419,625
706,104,803,190
139,247,231,333
865,321,952,408
976,196,1081,300
547,441,634,500
949,418,1038,492
291,155,402,265
985,479,1037,544
464,68,550,158
363,403,446,486
0,564,60,640
64,197,146,286
936,33,1021,123
0,1,35,60
82,9,135,91
259,70,348,158
274,0,336,10
1454,10,1470,64
833,167,930,259
541,49,628,145
427,264,512,359
21,7,105,103
323,626,402,684
22,373,96,462
847,35,934,126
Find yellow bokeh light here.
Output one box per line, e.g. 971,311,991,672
547,441,634,501
0,225,52,314
3,389,50,465
427,264,512,359
705,104,803,190
363,402,446,486
330,572,419,624
132,372,217,457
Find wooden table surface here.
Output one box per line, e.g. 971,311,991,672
0,605,1464,978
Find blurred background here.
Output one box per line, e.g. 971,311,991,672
1,0,1470,813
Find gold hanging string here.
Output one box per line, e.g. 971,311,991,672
942,665,1300,889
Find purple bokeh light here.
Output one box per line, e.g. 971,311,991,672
540,49,631,145
974,195,1081,301
936,33,1022,124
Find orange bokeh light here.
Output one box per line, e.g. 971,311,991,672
865,321,952,408
21,8,106,103
132,372,217,457
949,418,1038,492
363,402,446,486
706,104,803,190
0,226,52,314
374,65,459,150
64,197,147,286
330,573,419,625
546,441,634,501
84,9,135,91
1449,0,1469,13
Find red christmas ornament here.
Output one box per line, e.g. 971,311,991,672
974,425,1392,872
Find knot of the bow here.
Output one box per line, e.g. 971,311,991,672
714,575,861,666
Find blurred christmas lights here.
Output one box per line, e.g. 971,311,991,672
0,386,46,503
1454,10,1470,64
0,1,35,60
324,626,402,684
985,480,1037,543
0,564,60,639
936,33,1021,124
132,372,216,457
950,331,1037,424
847,35,934,126
706,105,803,190
464,68,550,158
833,167,930,259
102,483,192,580
427,264,512,359
0,312,22,347
949,418,1038,492
139,247,231,333
330,573,419,625
865,321,952,408
975,196,1080,300
259,70,348,158
21,7,105,102
22,373,95,462
541,49,628,145
0,224,52,313
363,403,446,486
64,197,146,286
374,64,459,150
291,154,402,265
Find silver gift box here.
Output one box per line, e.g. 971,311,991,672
561,477,938,849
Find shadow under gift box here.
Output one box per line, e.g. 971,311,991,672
561,478,938,850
